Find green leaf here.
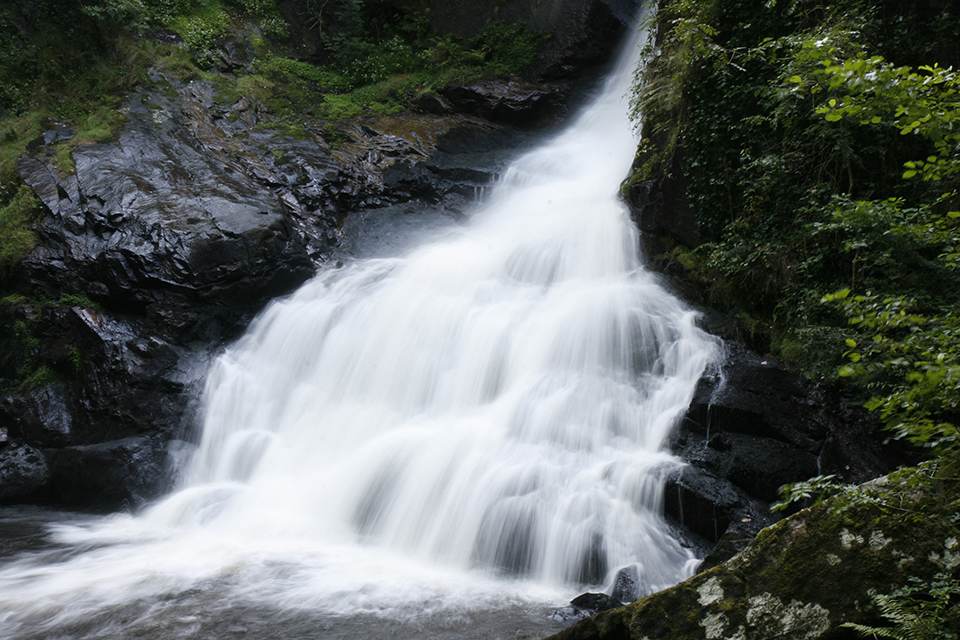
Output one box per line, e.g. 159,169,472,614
845,339,858,348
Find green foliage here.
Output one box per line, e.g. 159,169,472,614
235,74,275,100
0,185,41,275
470,21,548,75
842,573,960,640
20,364,59,391
824,290,960,456
265,58,353,91
59,292,101,310
79,0,151,35
810,59,960,182
0,295,38,388
165,0,230,68
803,49,960,458
630,0,960,370
232,13,549,125
771,474,846,512
345,35,429,85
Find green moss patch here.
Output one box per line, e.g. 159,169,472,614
551,465,960,640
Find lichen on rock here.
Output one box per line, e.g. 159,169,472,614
548,464,960,640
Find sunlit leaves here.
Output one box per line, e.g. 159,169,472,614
825,290,960,455
799,56,960,182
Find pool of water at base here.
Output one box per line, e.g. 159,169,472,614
0,506,570,640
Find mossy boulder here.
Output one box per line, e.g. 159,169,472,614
550,465,960,640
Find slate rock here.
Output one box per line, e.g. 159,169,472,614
47,436,170,509
0,440,50,503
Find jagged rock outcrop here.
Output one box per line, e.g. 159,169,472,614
662,342,902,565
0,35,591,509
550,467,960,640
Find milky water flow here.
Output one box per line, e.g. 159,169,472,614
0,18,718,639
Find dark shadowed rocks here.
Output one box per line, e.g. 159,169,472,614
662,341,902,568
1,7,629,508
438,80,569,126
548,468,960,640
47,436,170,509
0,439,48,503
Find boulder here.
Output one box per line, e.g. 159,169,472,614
549,467,960,640
438,80,569,126
0,439,49,503
16,384,72,448
553,591,626,623
661,341,903,566
47,436,170,509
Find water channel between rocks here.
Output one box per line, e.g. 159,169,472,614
0,15,720,640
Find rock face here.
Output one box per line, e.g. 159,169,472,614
549,467,960,640
1,16,613,508
0,439,48,503
438,80,569,126
662,341,902,566
625,148,700,253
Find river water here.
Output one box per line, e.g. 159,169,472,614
0,14,718,640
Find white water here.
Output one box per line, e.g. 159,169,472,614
0,17,717,640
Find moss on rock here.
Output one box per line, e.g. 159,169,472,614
549,465,960,640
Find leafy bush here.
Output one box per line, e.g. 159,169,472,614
630,0,959,369
471,21,547,75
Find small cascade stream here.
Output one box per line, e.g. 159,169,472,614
0,13,718,640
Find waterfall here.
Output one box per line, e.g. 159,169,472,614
0,12,717,640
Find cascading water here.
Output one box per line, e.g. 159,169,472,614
0,12,717,640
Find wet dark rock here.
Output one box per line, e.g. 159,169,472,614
47,436,170,509
217,37,252,72
552,591,624,623
610,565,640,603
664,465,774,547
413,92,455,115
680,343,897,487
625,148,700,253
571,592,623,613
25,120,75,155
0,439,49,503
664,341,902,563
438,80,568,127
17,384,72,448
